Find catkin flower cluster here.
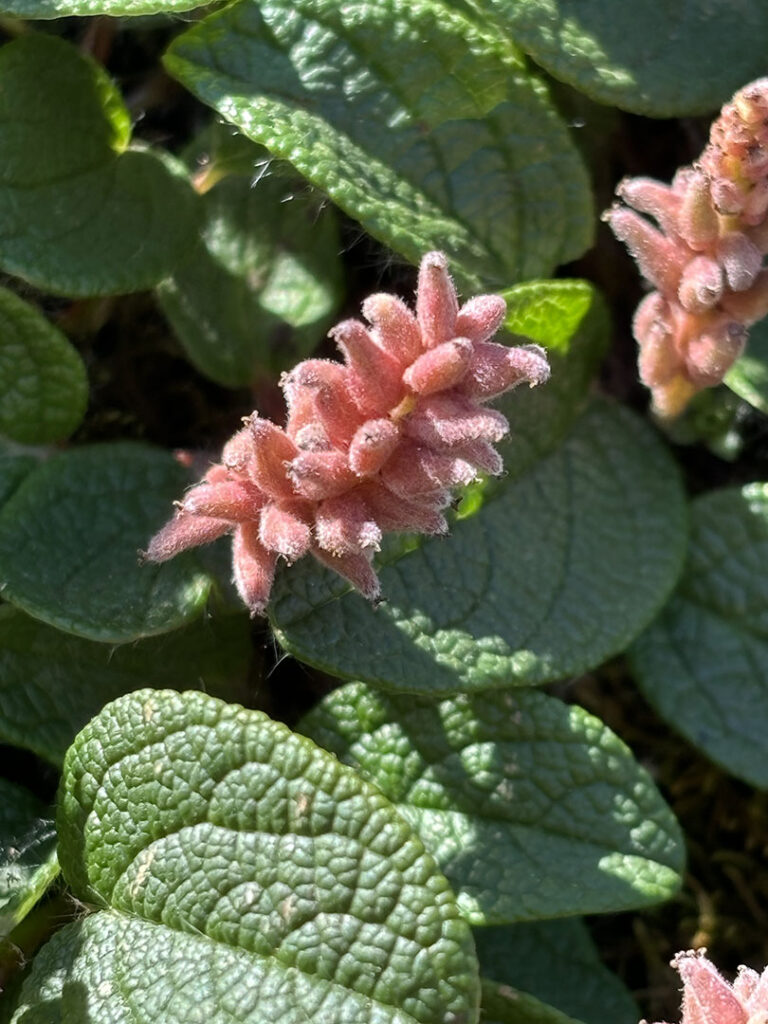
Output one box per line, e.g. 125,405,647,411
607,78,768,418
145,252,550,615
649,949,768,1024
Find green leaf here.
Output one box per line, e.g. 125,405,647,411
15,689,481,1024
164,0,593,290
480,979,582,1024
474,920,638,1024
630,484,768,788
157,172,343,388
271,399,687,695
725,317,768,415
0,0,206,17
496,281,608,483
0,288,87,444
478,0,768,117
0,607,252,766
0,35,198,297
0,779,58,939
0,443,217,642
301,682,684,922
0,455,37,506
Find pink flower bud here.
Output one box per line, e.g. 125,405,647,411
685,320,746,386
462,341,550,399
416,251,458,348
362,292,423,364
606,205,688,293
142,513,231,563
360,482,448,535
182,480,263,520
315,493,382,556
247,417,297,500
349,418,401,477
287,449,357,501
455,294,508,342
403,337,473,394
678,171,720,250
330,319,405,415
672,951,748,1024
678,256,724,313
721,269,768,322
258,503,311,563
232,522,277,616
381,442,476,497
312,546,381,602
221,428,254,472
717,232,762,291
618,176,683,236
406,393,509,447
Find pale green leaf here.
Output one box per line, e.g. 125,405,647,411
495,281,608,483
630,484,768,788
0,35,198,297
15,689,480,1024
271,400,686,695
0,0,206,17
0,779,58,939
474,920,638,1024
157,172,342,387
0,443,217,642
0,606,252,765
164,0,593,290
725,317,768,415
0,288,87,443
302,682,684,922
479,0,768,116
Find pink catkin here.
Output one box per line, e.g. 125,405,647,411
607,78,768,418
644,951,768,1024
144,251,550,616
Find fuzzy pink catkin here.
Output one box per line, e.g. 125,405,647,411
607,78,768,418
144,252,550,616
645,950,768,1024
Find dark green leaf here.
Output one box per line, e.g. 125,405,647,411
301,682,684,922
165,0,593,290
0,36,198,297
0,443,218,642
0,288,87,443
479,0,768,116
480,979,582,1024
0,0,206,16
630,484,768,788
0,779,58,939
474,920,638,1024
271,400,687,695
15,689,480,1024
158,172,342,387
0,607,252,765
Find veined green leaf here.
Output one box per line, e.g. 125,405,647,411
630,484,768,788
271,400,687,695
0,443,217,642
478,0,768,116
474,920,638,1024
158,170,343,387
0,287,87,443
0,35,198,297
0,0,207,17
301,682,684,922
496,280,608,482
14,689,480,1024
164,0,593,290
0,779,58,939
0,607,252,765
